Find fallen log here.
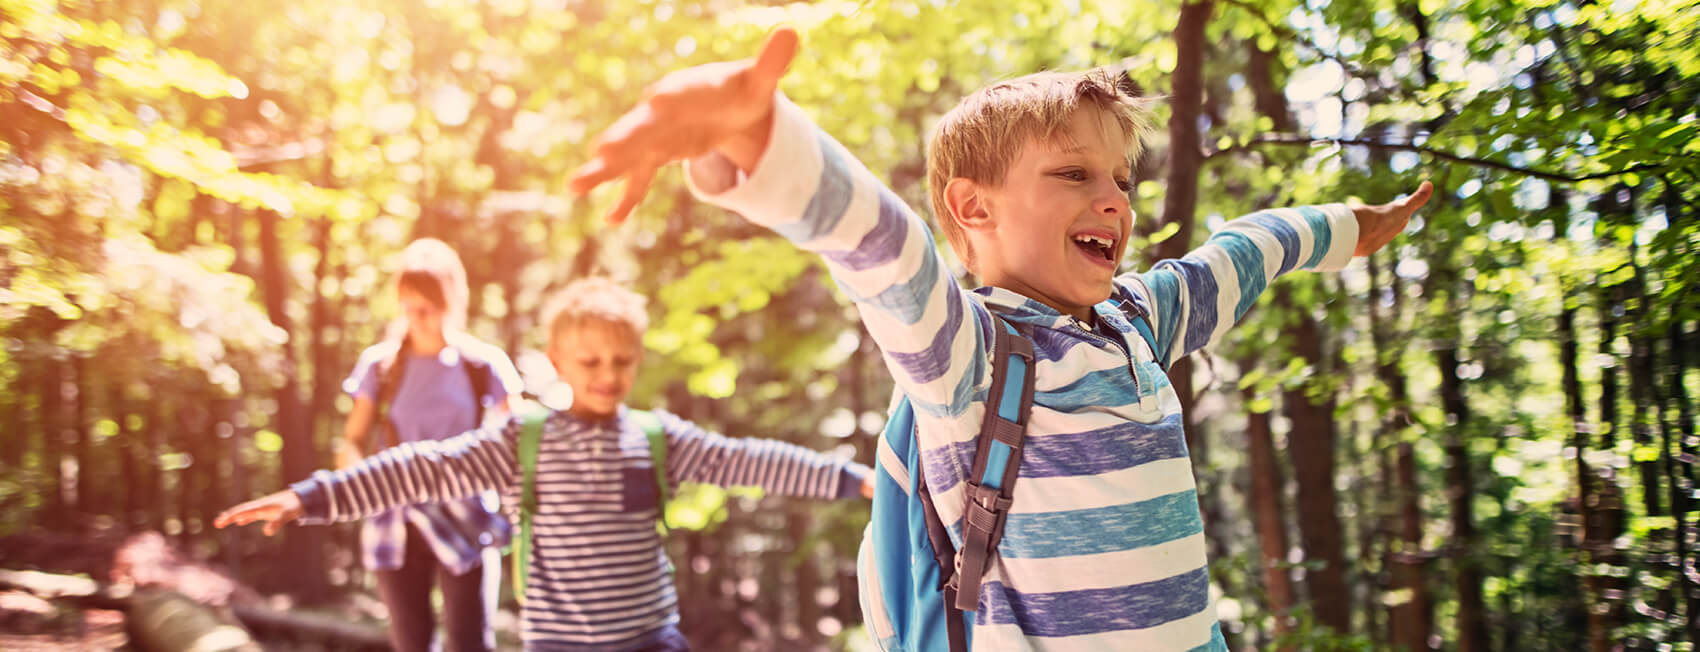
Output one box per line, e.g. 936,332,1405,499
232,603,390,650
126,589,262,652
1,568,388,651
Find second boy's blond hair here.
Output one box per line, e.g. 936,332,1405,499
544,277,650,341
926,69,1153,274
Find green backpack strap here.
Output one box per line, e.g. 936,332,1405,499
626,409,671,533
511,401,551,605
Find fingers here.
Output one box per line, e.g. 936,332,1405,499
570,107,657,196
1402,180,1434,213
749,27,799,93
604,163,659,224
214,504,267,529
569,157,622,197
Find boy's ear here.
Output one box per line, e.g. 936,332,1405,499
943,177,994,233
545,341,566,377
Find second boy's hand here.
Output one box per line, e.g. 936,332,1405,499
569,27,799,224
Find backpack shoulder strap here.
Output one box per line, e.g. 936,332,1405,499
1120,294,1165,370
458,345,493,425
627,409,671,531
950,314,1036,613
510,400,551,605
372,337,412,451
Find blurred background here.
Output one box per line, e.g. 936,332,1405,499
1,0,1697,649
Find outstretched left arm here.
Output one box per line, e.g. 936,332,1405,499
656,410,870,500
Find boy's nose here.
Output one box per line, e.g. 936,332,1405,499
1094,189,1128,214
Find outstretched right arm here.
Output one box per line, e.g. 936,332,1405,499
569,27,991,423
215,420,523,534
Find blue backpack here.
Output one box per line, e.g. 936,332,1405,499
859,308,1159,652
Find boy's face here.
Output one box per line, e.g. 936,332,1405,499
967,108,1132,319
547,317,642,419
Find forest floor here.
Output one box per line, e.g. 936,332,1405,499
0,526,524,650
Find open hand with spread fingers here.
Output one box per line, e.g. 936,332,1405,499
568,27,800,224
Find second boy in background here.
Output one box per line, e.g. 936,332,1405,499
218,277,873,651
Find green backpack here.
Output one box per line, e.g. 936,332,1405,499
509,403,671,604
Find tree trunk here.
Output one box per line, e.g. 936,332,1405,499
1367,252,1430,651
2,355,20,470
114,378,139,530
254,207,329,600
43,354,65,524
1560,275,1614,651
1157,0,1212,455
1242,357,1295,645
146,398,167,533
1435,341,1488,651
1158,10,1221,636
1391,440,1431,651
1585,275,1627,651
1626,251,1662,517
1278,287,1351,634
1242,31,1355,638
176,404,198,548
71,355,89,516
1670,316,1700,640
307,216,334,452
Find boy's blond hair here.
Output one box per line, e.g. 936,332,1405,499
926,69,1154,273
543,277,650,342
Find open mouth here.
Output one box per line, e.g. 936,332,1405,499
1072,233,1116,262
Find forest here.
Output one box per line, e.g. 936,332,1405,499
2,0,1698,649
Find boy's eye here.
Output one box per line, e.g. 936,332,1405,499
1056,169,1086,181
1116,178,1133,192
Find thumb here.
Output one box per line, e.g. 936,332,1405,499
1402,181,1434,213
748,26,799,92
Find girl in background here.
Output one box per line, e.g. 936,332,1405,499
337,238,521,652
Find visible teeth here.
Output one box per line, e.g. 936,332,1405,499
1073,234,1112,248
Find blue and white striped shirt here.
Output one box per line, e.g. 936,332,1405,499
292,406,869,651
685,96,1358,652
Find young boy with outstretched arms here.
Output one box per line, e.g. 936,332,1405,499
218,277,873,651
570,28,1429,651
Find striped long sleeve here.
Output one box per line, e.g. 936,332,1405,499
1126,206,1357,368
656,410,864,498
292,421,520,525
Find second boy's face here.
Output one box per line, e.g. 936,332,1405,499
548,318,642,420
974,108,1133,319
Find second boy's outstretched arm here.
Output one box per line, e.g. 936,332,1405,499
652,411,870,499
216,422,523,533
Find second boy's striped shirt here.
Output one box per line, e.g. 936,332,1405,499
685,96,1358,652
292,406,867,651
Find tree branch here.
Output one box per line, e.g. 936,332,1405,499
1205,134,1664,183
1219,0,1370,79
